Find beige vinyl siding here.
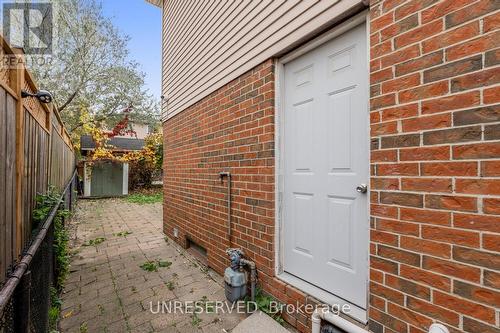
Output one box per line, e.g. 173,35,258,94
161,0,364,121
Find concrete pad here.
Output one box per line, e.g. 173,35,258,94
232,311,291,333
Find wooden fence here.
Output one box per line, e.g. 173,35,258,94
0,37,75,283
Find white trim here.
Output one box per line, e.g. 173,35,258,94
279,272,368,324
274,10,370,324
83,162,91,197
123,163,129,195
279,11,368,65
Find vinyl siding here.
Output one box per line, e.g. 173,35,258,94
161,0,364,120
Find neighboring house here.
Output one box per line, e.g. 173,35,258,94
148,1,499,332
80,135,145,197
115,122,151,140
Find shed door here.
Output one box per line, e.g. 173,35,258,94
91,161,123,197
283,23,369,308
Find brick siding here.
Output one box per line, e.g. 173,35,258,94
162,59,278,289
369,0,500,332
163,1,500,332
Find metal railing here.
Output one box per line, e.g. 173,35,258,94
0,170,77,333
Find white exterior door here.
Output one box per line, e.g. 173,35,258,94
282,23,369,309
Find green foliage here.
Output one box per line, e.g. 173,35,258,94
79,322,88,333
33,188,71,289
54,210,71,289
140,259,172,272
247,288,285,325
190,313,202,327
126,193,163,204
114,231,132,237
154,143,163,170
158,260,172,268
83,237,106,246
140,261,158,272
199,296,215,313
33,187,71,331
49,287,62,330
32,186,60,231
165,281,175,291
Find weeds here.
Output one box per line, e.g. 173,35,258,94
79,322,88,333
48,287,61,330
140,261,157,272
158,260,172,268
199,296,215,313
83,237,106,246
165,281,176,290
140,259,172,272
33,188,71,331
190,313,202,327
247,288,284,325
115,231,132,237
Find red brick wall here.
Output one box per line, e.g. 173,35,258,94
163,1,499,332
163,59,276,275
369,0,500,332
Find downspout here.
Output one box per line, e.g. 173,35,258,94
219,171,232,245
311,308,449,333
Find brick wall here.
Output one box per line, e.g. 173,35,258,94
163,59,276,277
369,0,500,332
163,1,499,332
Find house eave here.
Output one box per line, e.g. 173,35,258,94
145,0,162,8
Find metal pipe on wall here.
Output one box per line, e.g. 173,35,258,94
219,172,232,245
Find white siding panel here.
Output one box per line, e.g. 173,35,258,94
161,0,364,121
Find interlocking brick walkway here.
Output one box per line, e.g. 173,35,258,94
60,198,245,333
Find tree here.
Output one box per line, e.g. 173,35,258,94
25,0,160,133
83,113,163,189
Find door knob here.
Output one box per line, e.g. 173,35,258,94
356,184,368,193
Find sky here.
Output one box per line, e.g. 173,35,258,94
101,0,162,100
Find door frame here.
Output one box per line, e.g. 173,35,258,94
274,10,370,324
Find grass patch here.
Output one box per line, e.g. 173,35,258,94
126,192,162,204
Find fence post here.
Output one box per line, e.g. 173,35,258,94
13,48,25,256
13,270,31,333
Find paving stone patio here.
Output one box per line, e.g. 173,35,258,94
60,198,246,333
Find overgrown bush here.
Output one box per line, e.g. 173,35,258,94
128,158,156,190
